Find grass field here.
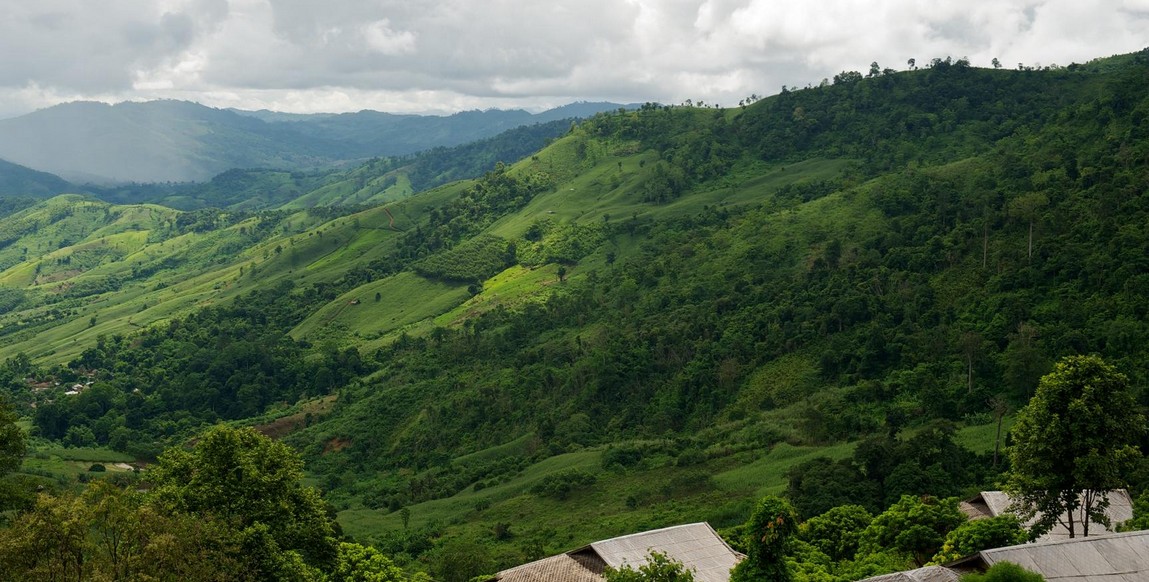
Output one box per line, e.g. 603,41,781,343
292,272,471,343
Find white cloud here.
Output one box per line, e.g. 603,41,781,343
0,0,1146,117
361,20,416,55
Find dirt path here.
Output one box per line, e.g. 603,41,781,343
383,207,399,231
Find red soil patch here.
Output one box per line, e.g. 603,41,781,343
323,437,351,454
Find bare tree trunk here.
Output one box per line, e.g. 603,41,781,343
1028,219,1034,262
967,354,973,394
1067,498,1076,538
994,412,1003,467
982,222,988,268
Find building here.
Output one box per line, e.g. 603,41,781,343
857,566,960,582
960,490,1134,541
860,529,1149,582
488,522,744,582
948,529,1149,581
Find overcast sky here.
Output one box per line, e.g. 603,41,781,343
2,0,1148,118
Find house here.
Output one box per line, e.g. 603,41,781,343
960,490,1134,541
488,522,744,582
947,529,1149,581
857,566,960,582
860,529,1149,582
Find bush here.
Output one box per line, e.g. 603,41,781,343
961,562,1045,581
88,463,106,472
530,469,597,500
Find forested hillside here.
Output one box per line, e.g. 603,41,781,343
1,50,1149,580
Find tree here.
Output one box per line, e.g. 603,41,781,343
149,425,338,569
331,542,426,582
931,515,1027,563
0,399,24,476
1007,192,1048,262
1117,489,1149,531
799,504,873,561
604,550,696,582
991,58,1002,69
860,495,965,566
730,496,798,582
1005,356,1145,538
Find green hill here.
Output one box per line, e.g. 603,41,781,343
1,49,1149,575
0,158,75,198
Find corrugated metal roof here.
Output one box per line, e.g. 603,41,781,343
491,522,743,582
960,490,1134,541
584,523,744,582
857,565,961,582
979,529,1149,582
494,554,605,582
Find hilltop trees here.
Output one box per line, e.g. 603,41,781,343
1006,356,1145,538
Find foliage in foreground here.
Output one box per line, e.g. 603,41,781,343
604,550,696,582
1005,355,1145,539
0,425,428,581
961,562,1046,582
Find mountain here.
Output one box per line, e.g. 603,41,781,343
2,49,1148,576
0,158,75,198
0,100,336,184
84,117,577,211
235,101,630,159
0,100,628,184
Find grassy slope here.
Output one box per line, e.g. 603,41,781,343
334,420,1002,554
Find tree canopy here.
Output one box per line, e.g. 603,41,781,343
1006,355,1145,538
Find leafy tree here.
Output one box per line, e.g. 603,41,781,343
799,505,873,562
604,550,696,582
961,562,1045,581
860,495,965,566
428,537,492,582
1117,489,1149,531
730,496,799,582
330,541,428,582
0,483,247,581
1005,355,1145,539
786,458,879,518
149,425,338,570
931,516,1027,564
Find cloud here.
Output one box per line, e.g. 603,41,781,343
0,0,1146,117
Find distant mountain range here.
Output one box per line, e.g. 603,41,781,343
0,100,630,184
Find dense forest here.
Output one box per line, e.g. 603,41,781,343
1,49,1149,580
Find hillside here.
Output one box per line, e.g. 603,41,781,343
0,159,75,198
1,49,1148,577
86,118,575,211
0,100,625,183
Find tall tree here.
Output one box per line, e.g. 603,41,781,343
730,496,798,582
1005,355,1145,538
0,399,23,476
149,425,338,571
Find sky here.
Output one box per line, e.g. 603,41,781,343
2,0,1148,118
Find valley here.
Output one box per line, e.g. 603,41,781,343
1,50,1149,581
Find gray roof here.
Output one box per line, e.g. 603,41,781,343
856,565,960,582
976,529,1149,581
960,490,1134,541
578,522,743,582
491,522,744,582
494,554,605,582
